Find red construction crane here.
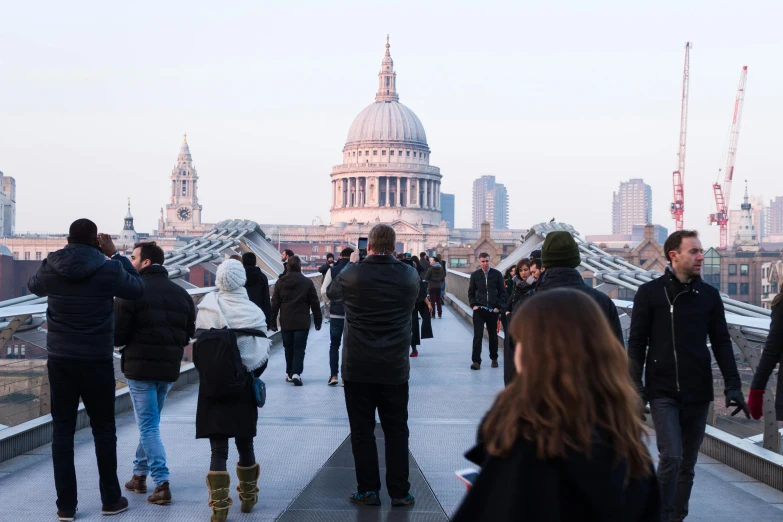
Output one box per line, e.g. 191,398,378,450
709,66,748,250
670,42,692,231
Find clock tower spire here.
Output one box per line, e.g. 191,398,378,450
158,134,207,237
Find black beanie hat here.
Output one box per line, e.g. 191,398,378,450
541,231,581,269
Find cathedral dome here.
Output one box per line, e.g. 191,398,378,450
346,101,427,147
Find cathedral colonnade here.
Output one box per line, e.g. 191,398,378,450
331,176,441,210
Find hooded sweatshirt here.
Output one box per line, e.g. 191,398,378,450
423,261,446,290
28,243,144,360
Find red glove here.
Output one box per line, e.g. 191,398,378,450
497,318,502,334
748,389,764,420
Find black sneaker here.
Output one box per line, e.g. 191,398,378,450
57,508,77,521
391,493,416,507
349,491,381,506
101,496,129,516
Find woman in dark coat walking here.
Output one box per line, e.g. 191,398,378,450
402,260,432,357
195,260,271,521
748,289,783,421
453,289,660,522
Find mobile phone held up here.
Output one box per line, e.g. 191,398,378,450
454,468,479,487
357,237,368,261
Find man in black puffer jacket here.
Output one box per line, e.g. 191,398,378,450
327,224,419,507
242,252,273,329
114,242,195,504
503,232,623,386
28,219,144,518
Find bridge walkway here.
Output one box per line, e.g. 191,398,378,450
0,307,782,520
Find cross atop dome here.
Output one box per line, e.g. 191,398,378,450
376,36,399,102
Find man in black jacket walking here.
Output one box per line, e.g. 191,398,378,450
503,231,624,385
327,224,419,507
628,230,749,521
115,242,196,505
28,219,144,519
321,248,354,385
242,252,273,329
468,253,506,370
271,256,322,386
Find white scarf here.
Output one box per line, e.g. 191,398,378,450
196,288,271,371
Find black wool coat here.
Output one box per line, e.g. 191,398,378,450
452,432,660,522
271,271,322,331
196,369,259,439
628,269,741,404
115,265,196,382
244,266,272,328
751,301,783,418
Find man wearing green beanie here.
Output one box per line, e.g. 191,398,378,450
503,231,623,385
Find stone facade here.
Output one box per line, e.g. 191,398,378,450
0,172,16,237
437,222,518,273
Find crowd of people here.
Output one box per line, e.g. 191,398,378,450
25,218,783,522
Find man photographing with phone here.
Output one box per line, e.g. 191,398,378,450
28,219,145,519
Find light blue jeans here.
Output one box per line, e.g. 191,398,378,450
128,379,174,486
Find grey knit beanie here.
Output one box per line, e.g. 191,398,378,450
216,259,247,291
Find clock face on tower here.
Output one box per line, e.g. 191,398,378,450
177,207,192,221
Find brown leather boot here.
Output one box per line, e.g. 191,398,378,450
236,463,260,513
125,474,147,494
147,482,172,505
206,471,232,522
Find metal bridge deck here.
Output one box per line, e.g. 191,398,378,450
0,309,782,520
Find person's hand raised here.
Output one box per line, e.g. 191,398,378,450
97,233,117,257
350,251,360,263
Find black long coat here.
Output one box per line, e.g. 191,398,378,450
271,271,322,331
751,299,783,418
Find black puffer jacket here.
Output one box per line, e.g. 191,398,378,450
115,265,196,382
271,272,322,331
750,299,783,418
244,266,272,328
327,255,419,384
468,267,507,310
628,268,741,404
423,264,446,290
28,244,144,360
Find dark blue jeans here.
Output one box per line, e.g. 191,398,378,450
650,397,710,522
329,318,345,377
48,358,122,511
282,329,310,377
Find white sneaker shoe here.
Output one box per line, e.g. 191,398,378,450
292,374,303,386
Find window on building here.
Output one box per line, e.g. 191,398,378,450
398,150,402,156
312,245,319,253
358,151,361,156
728,282,737,295
203,271,210,287
728,264,737,275
20,345,25,358
413,152,417,157
24,252,30,261
740,264,749,276
19,286,26,297
583,277,593,288
365,150,369,156
35,252,42,261
382,150,386,155
740,283,749,295
182,180,188,196
353,151,356,156
390,150,394,156
12,252,18,260
703,248,721,290
450,257,468,268
406,151,410,157
373,150,378,156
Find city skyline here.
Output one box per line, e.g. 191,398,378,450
3,3,783,247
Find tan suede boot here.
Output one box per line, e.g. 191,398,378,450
206,471,233,522
236,463,260,513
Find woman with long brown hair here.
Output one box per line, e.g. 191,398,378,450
453,288,660,521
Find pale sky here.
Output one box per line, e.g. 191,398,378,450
2,1,783,248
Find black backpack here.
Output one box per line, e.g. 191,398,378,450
193,328,266,399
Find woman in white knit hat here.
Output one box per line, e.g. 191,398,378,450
195,259,271,521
